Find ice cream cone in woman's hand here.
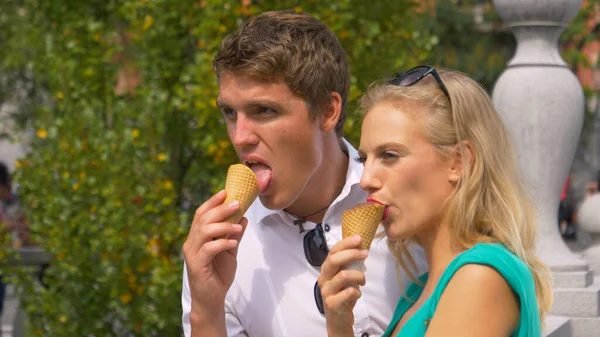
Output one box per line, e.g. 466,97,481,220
341,202,385,272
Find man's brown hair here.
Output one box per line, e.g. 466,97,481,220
213,10,350,139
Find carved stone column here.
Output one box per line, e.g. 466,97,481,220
491,1,600,336
578,194,600,274
492,0,587,274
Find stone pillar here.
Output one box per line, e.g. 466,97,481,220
491,0,587,274
491,1,600,336
578,194,600,274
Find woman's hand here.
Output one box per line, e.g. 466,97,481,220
317,235,369,337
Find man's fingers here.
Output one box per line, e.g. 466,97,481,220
183,222,243,260
199,201,241,228
196,238,239,267
194,190,227,218
185,200,241,254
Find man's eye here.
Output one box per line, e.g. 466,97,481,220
257,107,276,115
222,108,236,117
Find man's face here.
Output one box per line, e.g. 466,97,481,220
217,72,326,210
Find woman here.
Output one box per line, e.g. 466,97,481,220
317,67,552,337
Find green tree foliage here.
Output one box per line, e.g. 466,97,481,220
0,0,436,335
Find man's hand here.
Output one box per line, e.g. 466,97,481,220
183,190,249,336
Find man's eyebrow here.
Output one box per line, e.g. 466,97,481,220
215,98,287,112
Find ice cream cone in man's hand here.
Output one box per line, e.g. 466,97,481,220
222,164,260,226
341,201,385,272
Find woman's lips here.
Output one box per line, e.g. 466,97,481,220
366,197,390,221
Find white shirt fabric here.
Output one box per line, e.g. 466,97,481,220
182,139,427,337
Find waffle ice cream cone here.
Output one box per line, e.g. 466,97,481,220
342,202,385,251
223,164,260,225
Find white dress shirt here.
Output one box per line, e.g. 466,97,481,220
182,139,427,337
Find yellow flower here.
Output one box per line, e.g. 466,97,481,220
294,6,302,12
219,140,230,149
136,286,144,296
148,237,160,257
128,274,137,285
14,160,21,168
72,182,80,190
157,153,167,162
36,128,47,139
59,315,67,323
57,92,64,100
163,180,173,190
131,129,140,139
143,15,154,31
120,293,132,304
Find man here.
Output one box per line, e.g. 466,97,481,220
181,10,426,337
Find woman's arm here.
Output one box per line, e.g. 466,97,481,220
425,264,520,337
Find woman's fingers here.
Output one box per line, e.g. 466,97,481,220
329,235,362,254
319,246,368,283
320,269,366,297
323,286,362,314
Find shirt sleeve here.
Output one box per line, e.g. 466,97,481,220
182,263,248,337
181,264,192,337
225,296,248,337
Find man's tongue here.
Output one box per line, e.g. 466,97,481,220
250,163,272,192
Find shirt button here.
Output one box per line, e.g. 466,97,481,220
360,333,369,337
323,224,331,232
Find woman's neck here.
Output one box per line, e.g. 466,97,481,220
417,223,463,291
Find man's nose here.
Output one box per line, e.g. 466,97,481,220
229,114,259,149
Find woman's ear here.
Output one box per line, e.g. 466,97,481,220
448,140,474,183
320,92,342,132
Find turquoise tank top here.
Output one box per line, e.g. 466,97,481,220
382,243,541,337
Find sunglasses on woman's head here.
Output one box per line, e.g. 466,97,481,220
389,65,451,101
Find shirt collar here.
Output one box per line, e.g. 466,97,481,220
252,138,363,223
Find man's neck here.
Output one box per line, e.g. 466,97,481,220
284,139,349,224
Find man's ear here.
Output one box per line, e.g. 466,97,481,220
320,92,342,132
448,140,474,183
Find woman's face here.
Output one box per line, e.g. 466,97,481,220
357,101,459,240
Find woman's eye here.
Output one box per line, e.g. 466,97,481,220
354,155,366,164
381,152,398,160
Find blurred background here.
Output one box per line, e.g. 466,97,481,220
0,0,597,336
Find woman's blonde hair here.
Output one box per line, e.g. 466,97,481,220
359,68,553,321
